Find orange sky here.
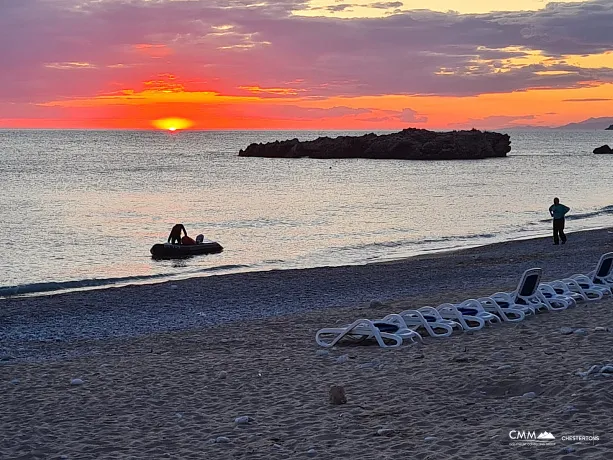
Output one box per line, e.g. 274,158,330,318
1,1,611,130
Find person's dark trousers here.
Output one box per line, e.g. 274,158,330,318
553,218,567,245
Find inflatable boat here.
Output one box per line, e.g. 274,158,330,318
150,240,223,259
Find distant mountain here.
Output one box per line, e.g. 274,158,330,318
556,117,613,130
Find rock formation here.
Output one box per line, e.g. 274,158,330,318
593,145,612,154
238,128,511,160
606,125,613,130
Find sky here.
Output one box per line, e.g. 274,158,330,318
0,0,612,130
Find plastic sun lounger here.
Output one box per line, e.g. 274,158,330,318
537,283,577,308
382,309,459,338
589,252,613,289
476,296,526,322
437,299,501,331
567,253,613,297
547,278,602,303
490,267,568,313
565,275,612,298
315,318,422,348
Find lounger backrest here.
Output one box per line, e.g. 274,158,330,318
516,268,542,297
595,253,613,279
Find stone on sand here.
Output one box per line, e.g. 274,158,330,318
234,416,253,425
329,385,347,405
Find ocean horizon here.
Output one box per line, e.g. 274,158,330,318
1,128,612,297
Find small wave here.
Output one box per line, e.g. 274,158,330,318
536,204,613,224
0,264,251,298
328,232,497,255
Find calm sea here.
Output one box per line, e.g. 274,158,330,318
1,129,612,297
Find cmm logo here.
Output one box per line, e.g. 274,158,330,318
509,430,555,442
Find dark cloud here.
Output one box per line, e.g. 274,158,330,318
370,2,404,9
0,0,612,104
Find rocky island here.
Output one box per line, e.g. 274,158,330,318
606,125,613,130
238,128,511,160
593,144,612,154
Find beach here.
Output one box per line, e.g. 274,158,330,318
2,228,613,459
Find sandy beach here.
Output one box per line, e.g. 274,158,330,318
2,228,613,459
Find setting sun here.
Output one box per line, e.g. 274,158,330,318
152,117,194,131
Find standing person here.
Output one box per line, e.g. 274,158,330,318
168,223,188,245
549,198,570,245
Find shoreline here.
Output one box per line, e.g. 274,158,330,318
2,227,613,458
1,227,612,364
2,224,611,300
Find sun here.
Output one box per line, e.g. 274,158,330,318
152,117,194,131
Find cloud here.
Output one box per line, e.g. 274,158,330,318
563,98,612,102
448,114,536,129
370,2,404,9
0,0,612,107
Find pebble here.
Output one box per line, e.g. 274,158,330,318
563,405,578,414
329,385,347,405
215,436,231,444
316,350,329,357
335,354,349,364
573,329,588,336
170,285,178,290
273,444,282,449
218,371,228,379
10,379,20,385
307,449,317,457
424,436,437,442
70,378,84,386
376,428,395,437
234,416,252,425
560,327,574,335
358,360,380,369
496,365,512,371
560,446,575,454
521,392,537,399
594,327,609,332
369,300,385,309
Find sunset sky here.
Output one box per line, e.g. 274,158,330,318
1,0,612,130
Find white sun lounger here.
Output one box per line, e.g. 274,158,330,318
437,299,501,331
315,318,422,348
566,253,613,297
382,309,460,338
565,274,612,298
537,283,577,308
490,267,568,314
476,296,526,322
588,252,613,289
546,278,602,303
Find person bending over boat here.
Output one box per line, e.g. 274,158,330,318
168,223,188,245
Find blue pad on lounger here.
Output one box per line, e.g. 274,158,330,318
458,308,478,316
373,322,399,333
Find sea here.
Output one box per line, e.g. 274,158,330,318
1,129,612,297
